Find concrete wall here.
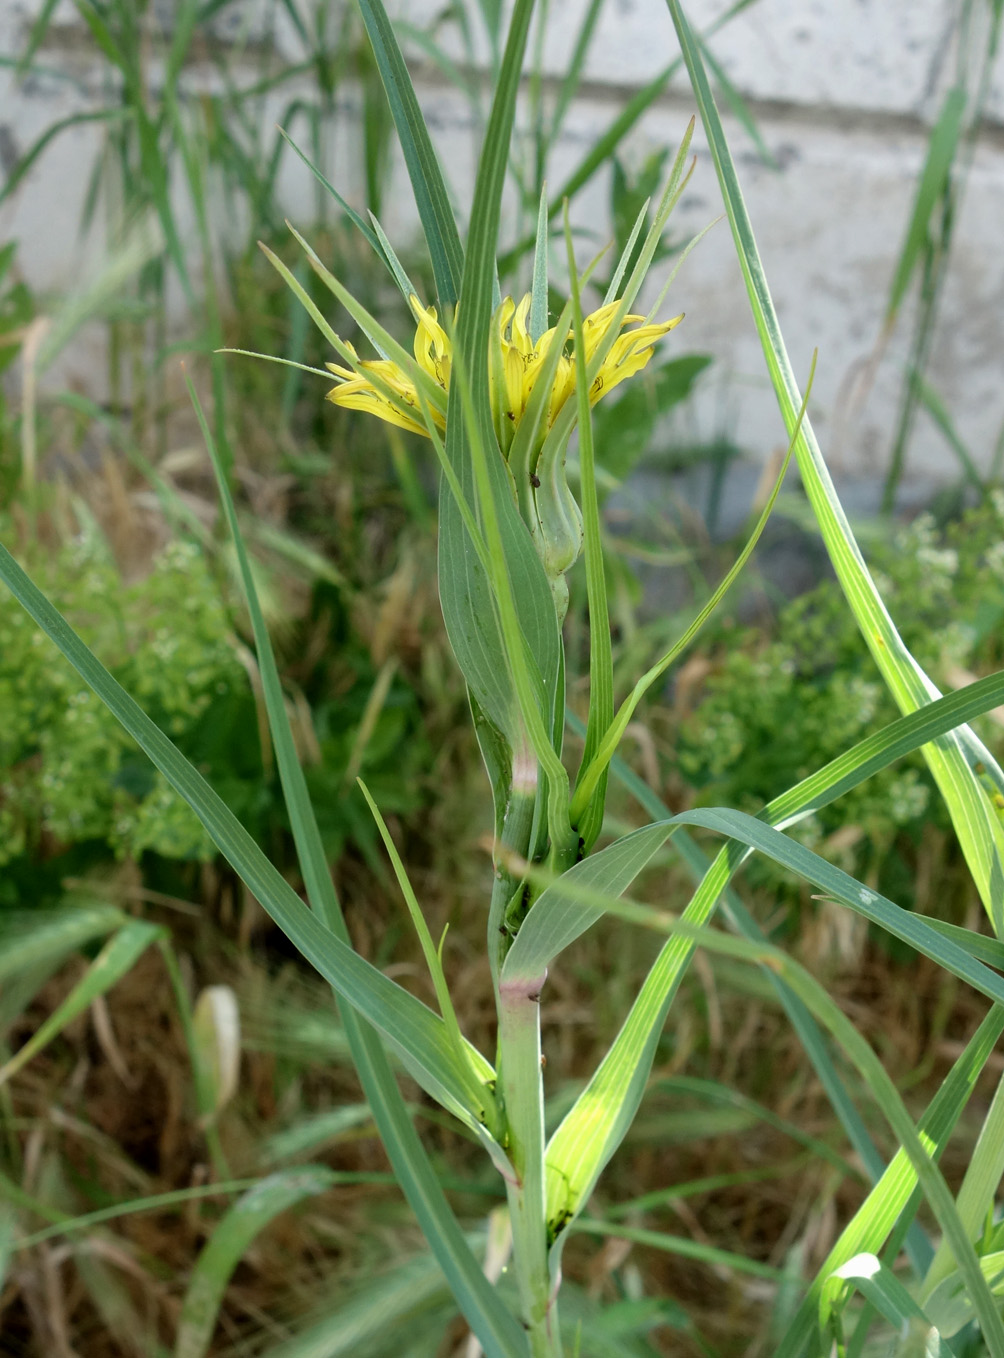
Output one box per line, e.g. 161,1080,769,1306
3,0,1004,494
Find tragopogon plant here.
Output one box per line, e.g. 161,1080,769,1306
7,3,1004,1355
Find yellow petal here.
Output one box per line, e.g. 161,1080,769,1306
547,355,575,425
410,297,452,388
503,345,525,424
589,313,684,405
511,294,533,355
496,296,516,345
327,383,431,437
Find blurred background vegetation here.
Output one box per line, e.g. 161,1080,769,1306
1,1,1004,1354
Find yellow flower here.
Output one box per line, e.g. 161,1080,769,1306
326,293,683,448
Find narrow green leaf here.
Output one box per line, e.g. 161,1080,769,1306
925,1251,1004,1339
565,208,613,853
174,1168,338,1358
923,1066,1004,1296
0,906,124,984
502,823,672,987
357,779,472,1076
600,196,650,309
820,1254,951,1354
534,123,696,490
895,914,1004,972
570,352,812,822
0,920,163,1087
14,0,62,74
1,523,524,1358
186,380,500,1131
548,669,1004,1255
201,182,531,1334
368,209,420,301
258,1248,455,1358
574,1218,784,1281
261,1105,375,1166
580,719,894,1182
529,182,550,344
438,0,564,795
277,127,414,300
354,0,464,304
916,373,984,492
569,904,1004,1353
0,1208,14,1292
0,110,130,210
547,65,676,229
886,87,967,322
0,540,493,1128
546,0,604,147
272,229,446,415
451,335,573,854
665,0,1004,937
651,1076,858,1179
697,34,778,169
672,807,1004,1011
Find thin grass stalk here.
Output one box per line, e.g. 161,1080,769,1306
883,0,1002,508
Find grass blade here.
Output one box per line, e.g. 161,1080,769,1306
0,906,125,984
775,1006,1004,1357
665,0,1004,937
565,209,614,853
547,668,1004,1254
0,539,541,1349
820,1254,951,1353
560,900,1004,1353
0,920,163,1086
355,0,464,304
886,87,966,323
183,379,523,1353
174,1168,338,1358
437,0,565,830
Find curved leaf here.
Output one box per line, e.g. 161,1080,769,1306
354,0,464,305
0,919,163,1086
0,543,495,1136
174,1168,339,1358
664,0,1004,938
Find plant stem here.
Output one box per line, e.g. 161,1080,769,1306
488,746,539,988
498,970,560,1356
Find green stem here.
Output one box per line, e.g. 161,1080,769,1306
488,751,538,989
498,971,559,1356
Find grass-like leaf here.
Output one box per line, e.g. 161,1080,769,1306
0,905,125,984
774,1006,1004,1356
437,0,564,808
0,920,163,1086
174,1167,340,1358
819,1254,951,1354
546,668,1004,1254
184,380,523,1351
565,208,614,853
552,896,1004,1351
355,0,464,305
0,533,524,1358
665,0,1004,938
570,352,811,823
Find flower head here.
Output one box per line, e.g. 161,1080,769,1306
326,292,682,449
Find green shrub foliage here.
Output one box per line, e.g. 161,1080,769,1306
0,529,244,868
